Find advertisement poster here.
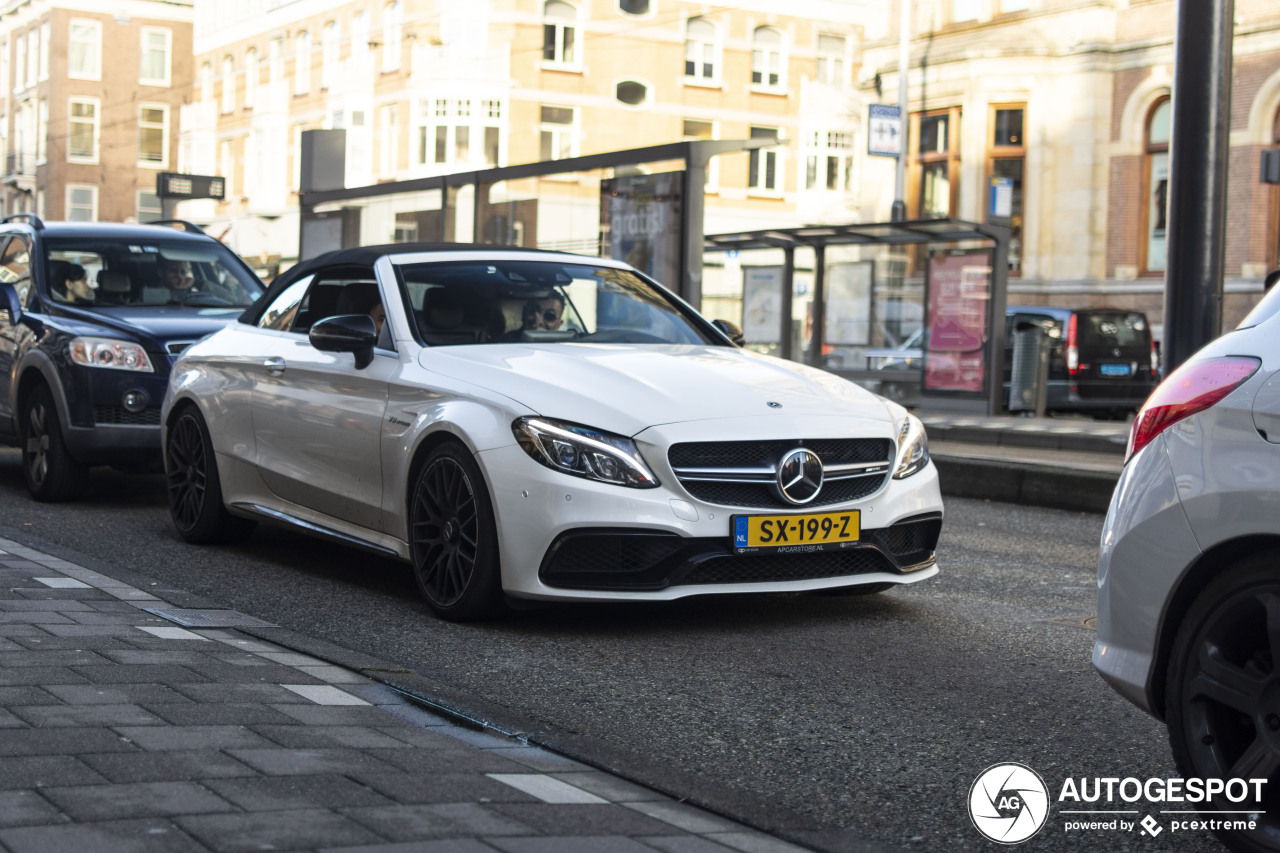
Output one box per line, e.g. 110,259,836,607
599,171,683,291
824,261,873,346
924,252,991,394
742,266,783,344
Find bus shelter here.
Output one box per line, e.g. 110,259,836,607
704,218,1011,415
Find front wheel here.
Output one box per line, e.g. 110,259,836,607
165,407,255,543
1166,555,1280,853
409,442,504,621
21,385,87,502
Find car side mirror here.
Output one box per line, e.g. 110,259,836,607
309,314,378,370
0,282,40,333
712,319,745,346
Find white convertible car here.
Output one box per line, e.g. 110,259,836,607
162,246,942,620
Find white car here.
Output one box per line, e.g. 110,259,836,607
162,246,942,620
1095,287,1280,851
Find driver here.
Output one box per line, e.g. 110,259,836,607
520,293,564,331
159,258,195,293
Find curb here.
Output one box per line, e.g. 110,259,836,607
932,454,1118,514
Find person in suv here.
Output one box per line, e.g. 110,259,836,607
0,215,264,501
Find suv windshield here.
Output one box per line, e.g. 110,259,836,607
44,237,264,309
398,260,718,346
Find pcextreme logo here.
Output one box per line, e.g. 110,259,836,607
968,763,1050,844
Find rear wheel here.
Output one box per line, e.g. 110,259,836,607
1166,555,1280,852
21,385,87,502
409,442,504,621
165,407,255,543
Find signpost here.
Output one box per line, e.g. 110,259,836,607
155,172,226,218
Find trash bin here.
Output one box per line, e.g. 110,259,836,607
1008,321,1049,416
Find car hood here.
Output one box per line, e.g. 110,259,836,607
420,343,891,435
49,305,245,347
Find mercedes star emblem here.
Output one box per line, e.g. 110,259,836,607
775,447,824,505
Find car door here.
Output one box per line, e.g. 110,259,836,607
0,235,33,431
250,266,395,533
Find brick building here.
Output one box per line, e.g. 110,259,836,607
0,0,193,223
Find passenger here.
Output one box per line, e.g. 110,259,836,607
369,301,386,336
52,263,94,303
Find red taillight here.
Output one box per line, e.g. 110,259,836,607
1149,338,1159,378
1066,314,1078,376
1125,356,1261,462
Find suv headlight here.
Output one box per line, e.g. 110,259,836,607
69,337,155,373
513,417,660,488
893,413,930,479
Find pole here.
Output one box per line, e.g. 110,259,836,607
1163,0,1234,371
892,0,909,222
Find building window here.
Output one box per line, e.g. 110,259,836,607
953,0,980,22
38,22,48,81
140,28,171,86
25,30,36,87
220,55,235,113
1141,97,1170,275
66,185,97,222
139,104,168,167
295,31,311,95
35,98,46,164
68,20,101,81
137,191,162,221
683,118,718,187
751,27,783,88
616,80,648,106
383,2,402,73
816,34,845,86
484,100,503,167
910,107,961,218
379,103,399,175
748,126,782,192
684,17,717,82
67,98,98,163
542,1,578,67
322,21,339,89
987,104,1025,274
245,47,258,109
619,0,649,13
539,105,575,160
14,34,23,91
199,62,212,101
416,99,490,168
805,130,853,191
1000,0,1031,12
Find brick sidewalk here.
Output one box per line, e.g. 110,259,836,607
0,536,814,853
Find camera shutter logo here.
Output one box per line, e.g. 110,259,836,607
968,763,1049,844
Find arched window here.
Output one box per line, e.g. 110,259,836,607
294,31,310,95
684,17,716,81
751,26,783,88
245,47,257,110
1141,97,1170,275
383,2,402,72
322,21,338,90
220,55,235,113
543,1,577,66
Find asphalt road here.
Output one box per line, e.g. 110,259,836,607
0,448,1226,853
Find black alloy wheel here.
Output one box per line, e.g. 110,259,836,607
165,407,254,543
21,384,87,502
410,442,503,621
1167,555,1280,853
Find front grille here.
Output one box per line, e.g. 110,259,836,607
93,406,161,426
549,533,687,576
677,548,894,586
668,438,893,509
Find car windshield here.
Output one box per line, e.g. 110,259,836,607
43,237,264,309
397,259,718,346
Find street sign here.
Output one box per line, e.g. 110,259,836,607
156,172,226,200
868,104,902,158
989,176,1014,218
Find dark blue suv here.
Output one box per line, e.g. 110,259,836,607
0,216,265,500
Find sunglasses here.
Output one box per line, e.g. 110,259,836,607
525,308,560,322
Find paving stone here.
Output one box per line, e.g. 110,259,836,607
44,684,192,706
0,727,136,757
10,703,164,728
225,747,403,777
0,790,63,827
98,651,215,666
142,703,298,727
0,623,51,638
366,746,534,776
10,635,139,652
321,841,498,853
0,649,112,667
0,666,89,687
200,773,394,811
0,818,206,853
41,625,163,638
183,661,322,683
489,746,593,773
41,780,234,821
0,755,108,789
0,707,27,727
269,704,407,726
72,664,207,685
0,637,26,651
340,801,533,841
703,832,816,853
485,836,664,853
80,750,257,784
113,725,278,752
351,768,540,805
249,724,410,750
624,801,743,834
376,726,460,749
547,772,668,803
431,725,521,750
0,611,75,625
639,837,745,853
175,808,382,853
488,802,682,836
0,686,59,706
0,600,97,612
170,682,310,704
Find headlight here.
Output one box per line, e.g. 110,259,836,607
893,413,930,479
513,417,660,488
69,337,155,373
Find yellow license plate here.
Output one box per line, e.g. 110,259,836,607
732,510,860,554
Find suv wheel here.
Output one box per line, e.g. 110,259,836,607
21,385,87,502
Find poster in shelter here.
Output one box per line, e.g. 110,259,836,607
924,252,991,394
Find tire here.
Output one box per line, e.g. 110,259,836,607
816,582,894,597
1165,555,1280,853
21,384,88,502
165,406,255,544
409,441,504,621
